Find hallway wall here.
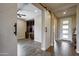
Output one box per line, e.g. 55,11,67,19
32,4,58,50
17,19,26,39
76,5,79,53
41,9,57,50
53,15,58,41
0,4,17,56
72,16,76,30
44,10,51,50
41,9,51,50
51,13,57,46
34,12,42,43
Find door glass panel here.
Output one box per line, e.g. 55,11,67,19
63,35,68,39
63,20,69,24
62,25,69,29
63,30,68,34
62,20,69,39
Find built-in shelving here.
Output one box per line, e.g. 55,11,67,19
25,20,34,40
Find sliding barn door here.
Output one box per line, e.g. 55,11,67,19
0,4,17,56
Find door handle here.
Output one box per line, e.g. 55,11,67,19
14,23,17,36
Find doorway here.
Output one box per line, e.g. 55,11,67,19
26,20,34,40
58,17,72,41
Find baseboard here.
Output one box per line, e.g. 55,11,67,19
76,49,79,53
41,47,46,51
41,45,52,51
34,39,41,43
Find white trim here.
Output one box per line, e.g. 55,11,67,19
41,47,46,51
76,49,79,53
34,39,41,43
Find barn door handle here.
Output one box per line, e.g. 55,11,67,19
14,23,17,36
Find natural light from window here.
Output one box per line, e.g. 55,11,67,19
62,20,69,39
63,35,68,39
62,25,69,29
63,30,68,34
63,20,69,24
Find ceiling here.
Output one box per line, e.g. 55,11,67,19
42,3,78,18
17,3,78,19
17,3,41,20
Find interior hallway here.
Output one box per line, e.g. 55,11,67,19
53,40,75,56
17,4,79,56
51,40,79,56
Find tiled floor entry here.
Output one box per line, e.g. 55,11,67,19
17,39,51,56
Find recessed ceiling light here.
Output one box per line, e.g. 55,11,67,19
63,12,66,14
34,10,38,13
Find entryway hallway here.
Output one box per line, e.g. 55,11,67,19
53,40,78,56
17,3,79,56
0,3,79,56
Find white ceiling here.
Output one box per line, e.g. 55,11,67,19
42,3,78,18
17,3,79,19
17,3,41,20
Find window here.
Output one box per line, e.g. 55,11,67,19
62,25,69,29
63,30,68,34
62,20,69,39
63,35,68,39
63,20,69,24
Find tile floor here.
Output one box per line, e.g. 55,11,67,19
17,39,51,56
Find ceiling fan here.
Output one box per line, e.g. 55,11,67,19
17,13,26,17
17,9,26,17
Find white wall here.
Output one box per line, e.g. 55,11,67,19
41,9,58,51
17,19,26,39
0,4,17,56
50,13,53,46
33,4,57,50
76,5,79,53
51,13,57,46
72,16,76,30
53,16,58,41
45,10,51,50
34,13,42,43
41,9,51,50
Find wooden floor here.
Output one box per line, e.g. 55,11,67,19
47,40,79,56
52,40,79,56
46,46,54,52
